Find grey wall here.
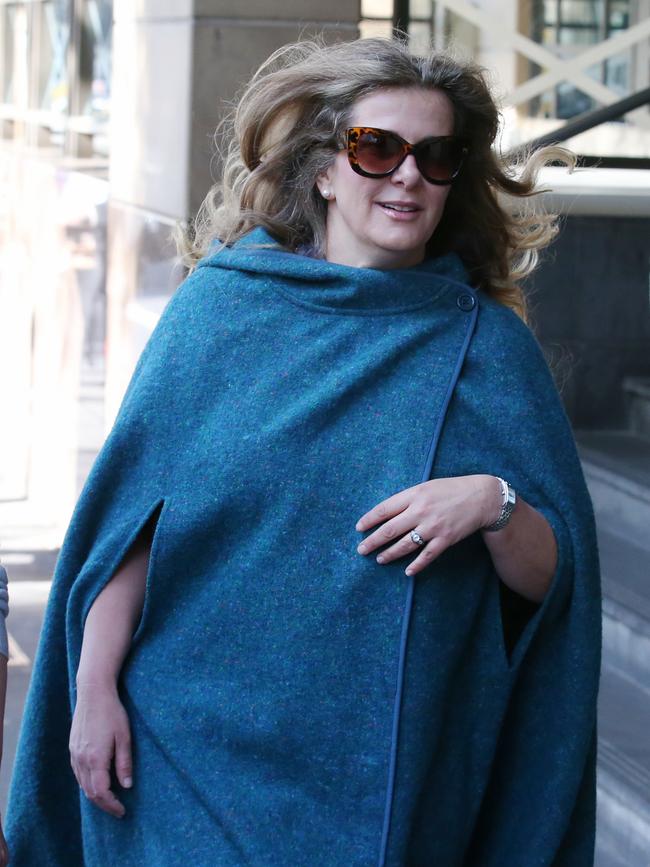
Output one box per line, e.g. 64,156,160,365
529,215,650,430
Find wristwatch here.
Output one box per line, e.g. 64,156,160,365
483,476,516,532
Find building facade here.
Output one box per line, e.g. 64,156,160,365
1,3,650,859
0,0,648,524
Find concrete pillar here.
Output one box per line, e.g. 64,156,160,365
106,1,360,422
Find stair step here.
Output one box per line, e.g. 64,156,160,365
604,596,650,693
599,529,650,622
596,664,650,865
599,528,650,690
594,847,635,867
598,528,650,692
623,377,650,440
576,430,650,547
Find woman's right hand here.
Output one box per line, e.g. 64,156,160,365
69,682,133,818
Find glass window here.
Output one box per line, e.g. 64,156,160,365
359,0,392,40
2,1,29,142
558,26,596,44
559,0,601,27
519,0,646,162
38,0,71,114
556,82,593,117
537,0,633,122
3,4,19,104
409,20,432,55
0,3,28,108
605,52,629,96
359,18,393,39
361,0,392,17
80,0,112,115
608,1,628,30
544,0,558,25
410,0,432,17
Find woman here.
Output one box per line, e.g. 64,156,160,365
7,38,601,866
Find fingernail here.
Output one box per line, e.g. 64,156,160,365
405,568,413,576
357,544,367,554
123,777,133,788
376,555,385,564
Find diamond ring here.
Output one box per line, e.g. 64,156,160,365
410,530,426,547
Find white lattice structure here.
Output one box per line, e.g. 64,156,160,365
361,0,650,157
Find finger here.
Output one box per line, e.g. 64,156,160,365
405,535,450,576
87,767,126,818
73,746,107,797
356,511,415,555
356,489,415,532
371,525,435,565
70,746,123,816
85,786,126,818
72,758,92,797
70,755,82,789
114,728,133,789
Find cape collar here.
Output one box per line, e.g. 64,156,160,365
197,227,472,314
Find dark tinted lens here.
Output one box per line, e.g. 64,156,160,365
356,131,405,175
417,139,463,181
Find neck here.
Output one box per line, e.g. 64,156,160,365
324,240,425,271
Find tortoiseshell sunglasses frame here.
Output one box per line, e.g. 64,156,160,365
345,127,468,186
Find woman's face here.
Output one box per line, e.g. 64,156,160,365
317,87,455,270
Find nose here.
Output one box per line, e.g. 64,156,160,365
390,153,422,187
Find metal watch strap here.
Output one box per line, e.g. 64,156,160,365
484,476,516,532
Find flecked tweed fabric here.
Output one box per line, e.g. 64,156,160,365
7,228,601,866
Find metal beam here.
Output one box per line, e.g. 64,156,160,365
393,0,410,36
507,87,650,157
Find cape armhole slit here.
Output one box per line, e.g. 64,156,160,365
129,498,167,646
76,498,167,642
498,580,541,664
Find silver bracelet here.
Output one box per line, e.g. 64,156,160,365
484,476,516,532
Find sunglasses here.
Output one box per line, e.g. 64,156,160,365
345,127,468,186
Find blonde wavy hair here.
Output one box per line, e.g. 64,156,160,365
176,36,573,321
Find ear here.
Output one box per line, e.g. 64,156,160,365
316,166,336,201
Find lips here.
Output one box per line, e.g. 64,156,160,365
376,201,423,222
377,201,421,212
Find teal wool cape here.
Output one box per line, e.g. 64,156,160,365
7,228,601,866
